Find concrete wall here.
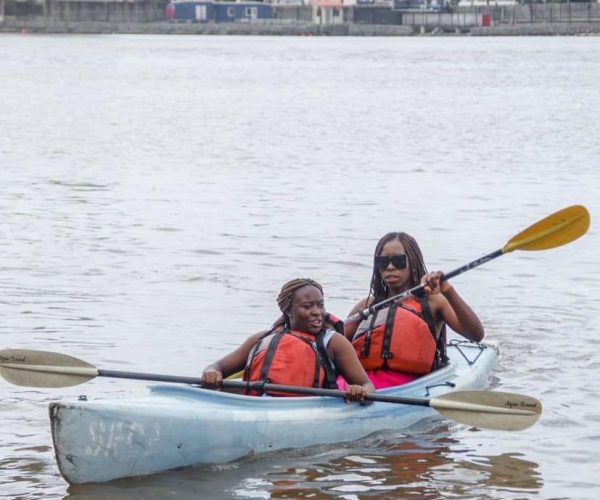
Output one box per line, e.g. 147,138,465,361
0,17,415,32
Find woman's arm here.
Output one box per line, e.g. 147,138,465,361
343,298,370,340
201,331,265,388
422,271,484,342
328,333,375,401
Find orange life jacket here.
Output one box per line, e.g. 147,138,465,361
351,296,439,374
243,328,338,396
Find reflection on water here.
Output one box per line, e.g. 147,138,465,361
258,432,543,499
64,424,543,499
469,453,542,492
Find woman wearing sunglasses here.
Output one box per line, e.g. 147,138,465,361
342,232,484,389
201,278,375,401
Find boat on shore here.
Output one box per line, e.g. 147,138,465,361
49,339,498,484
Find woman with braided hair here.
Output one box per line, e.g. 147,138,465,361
343,232,484,389
201,278,374,402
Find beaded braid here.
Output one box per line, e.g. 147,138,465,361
368,232,428,304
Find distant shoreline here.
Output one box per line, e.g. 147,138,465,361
2,20,600,36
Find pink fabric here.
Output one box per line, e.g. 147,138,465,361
337,369,418,390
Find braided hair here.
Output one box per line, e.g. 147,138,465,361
272,278,323,330
368,232,428,304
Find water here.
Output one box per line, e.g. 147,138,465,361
0,34,598,499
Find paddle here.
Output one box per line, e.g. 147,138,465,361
0,348,540,431
346,204,590,323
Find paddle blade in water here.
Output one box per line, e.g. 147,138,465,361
503,205,590,253
0,349,98,388
431,390,542,431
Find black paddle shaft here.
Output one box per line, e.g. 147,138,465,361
97,369,431,406
99,369,201,385
442,248,504,281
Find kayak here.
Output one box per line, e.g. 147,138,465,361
49,339,498,484
50,340,498,484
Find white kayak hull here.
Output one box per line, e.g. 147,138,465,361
49,340,498,484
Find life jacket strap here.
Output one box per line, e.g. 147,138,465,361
417,295,447,370
243,329,273,393
361,309,379,358
315,331,338,389
380,302,398,361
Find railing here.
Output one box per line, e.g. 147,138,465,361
401,11,483,27
459,3,600,24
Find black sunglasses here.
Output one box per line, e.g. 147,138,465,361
374,254,407,270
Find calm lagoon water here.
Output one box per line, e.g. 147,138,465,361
0,34,599,499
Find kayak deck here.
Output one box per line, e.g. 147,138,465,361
49,340,498,484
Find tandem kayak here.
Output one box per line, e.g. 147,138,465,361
49,340,498,485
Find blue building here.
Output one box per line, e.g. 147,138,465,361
171,1,273,22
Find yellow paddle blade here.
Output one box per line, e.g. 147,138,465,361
226,371,243,380
0,349,98,388
503,205,590,253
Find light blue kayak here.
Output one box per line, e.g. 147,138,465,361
49,340,498,484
